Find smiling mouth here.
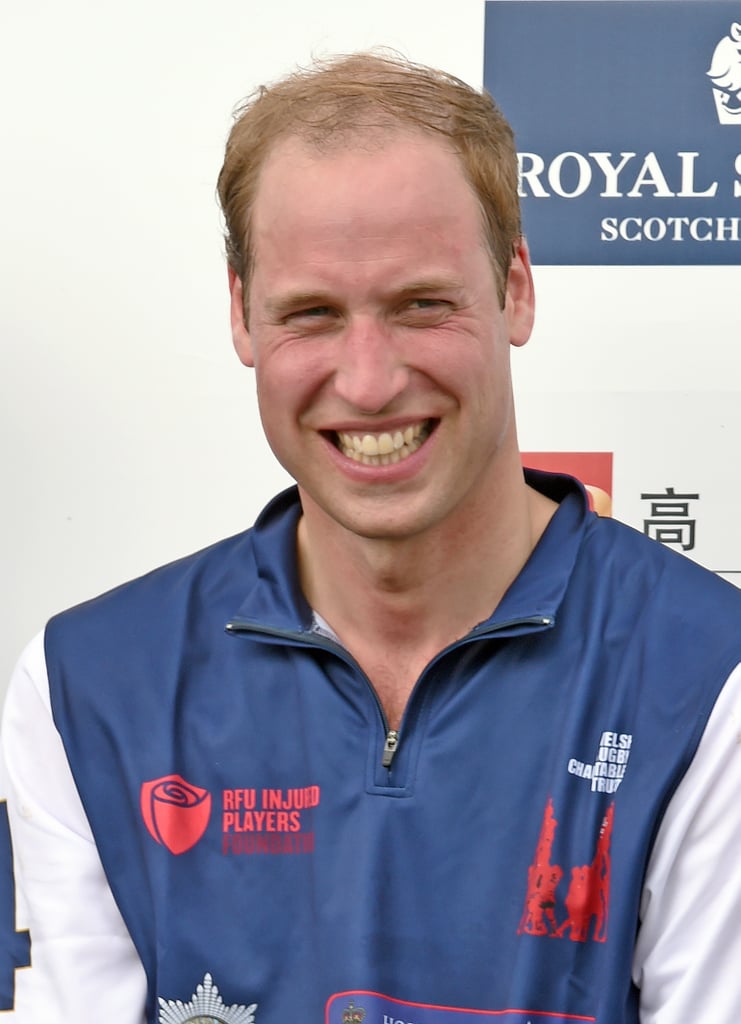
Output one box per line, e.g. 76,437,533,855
332,420,433,465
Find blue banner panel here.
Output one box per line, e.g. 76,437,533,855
484,1,741,264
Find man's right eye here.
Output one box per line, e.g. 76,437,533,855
283,306,340,331
295,306,333,318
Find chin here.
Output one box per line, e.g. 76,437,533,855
299,488,435,544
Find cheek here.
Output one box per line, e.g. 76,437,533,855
253,345,329,417
422,333,508,394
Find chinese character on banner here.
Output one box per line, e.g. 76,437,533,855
640,488,700,551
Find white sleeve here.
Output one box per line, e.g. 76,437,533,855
0,632,147,1023
633,661,741,1022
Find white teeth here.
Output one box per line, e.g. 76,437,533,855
337,421,430,464
377,432,394,455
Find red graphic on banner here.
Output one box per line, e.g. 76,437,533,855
518,799,614,943
522,452,613,517
140,774,212,855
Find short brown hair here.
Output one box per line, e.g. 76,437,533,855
217,51,522,311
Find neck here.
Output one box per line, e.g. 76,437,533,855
297,470,556,663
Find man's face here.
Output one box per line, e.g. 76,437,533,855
229,131,534,544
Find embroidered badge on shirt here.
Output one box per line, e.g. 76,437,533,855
158,972,257,1024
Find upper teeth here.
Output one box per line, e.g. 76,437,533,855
336,422,429,463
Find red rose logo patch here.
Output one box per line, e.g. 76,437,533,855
140,774,212,854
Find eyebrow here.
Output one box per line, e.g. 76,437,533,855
263,291,335,320
263,277,465,319
391,277,465,301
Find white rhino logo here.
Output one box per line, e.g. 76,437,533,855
707,22,741,124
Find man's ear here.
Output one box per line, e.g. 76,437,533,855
504,238,536,349
228,266,255,367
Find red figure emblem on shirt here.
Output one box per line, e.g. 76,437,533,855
141,774,212,854
518,798,614,943
517,797,563,936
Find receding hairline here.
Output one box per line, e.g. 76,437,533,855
253,121,473,186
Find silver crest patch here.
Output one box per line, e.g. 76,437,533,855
158,973,257,1024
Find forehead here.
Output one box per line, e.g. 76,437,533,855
250,130,482,244
257,130,476,216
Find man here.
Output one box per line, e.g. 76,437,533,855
2,52,740,1024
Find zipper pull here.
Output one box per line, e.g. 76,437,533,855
382,729,399,769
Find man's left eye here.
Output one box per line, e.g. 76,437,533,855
400,299,452,322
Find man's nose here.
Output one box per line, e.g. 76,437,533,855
332,318,410,414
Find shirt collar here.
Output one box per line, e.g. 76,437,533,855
232,471,593,634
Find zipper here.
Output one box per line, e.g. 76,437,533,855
382,730,399,768
226,614,554,771
225,620,395,766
